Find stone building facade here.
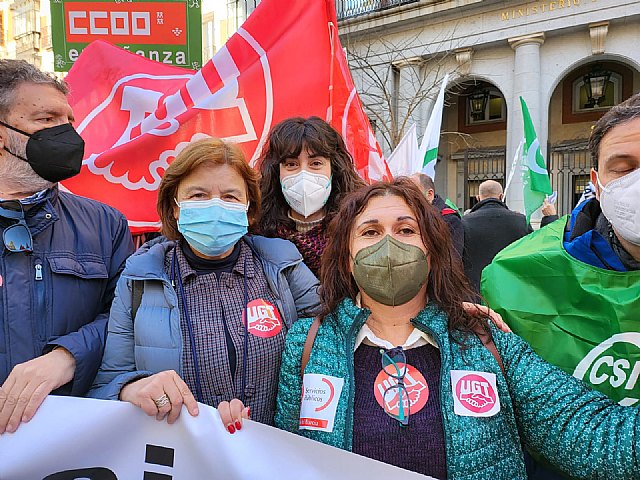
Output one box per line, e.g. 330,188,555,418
338,0,640,217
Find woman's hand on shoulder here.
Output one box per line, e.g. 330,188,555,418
217,398,251,434
462,302,512,333
119,370,199,423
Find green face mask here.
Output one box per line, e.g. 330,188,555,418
352,235,429,306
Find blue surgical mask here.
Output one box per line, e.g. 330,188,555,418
175,197,249,256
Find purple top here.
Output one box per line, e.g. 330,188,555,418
352,343,447,479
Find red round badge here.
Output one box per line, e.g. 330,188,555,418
454,373,497,414
243,299,282,338
373,364,429,416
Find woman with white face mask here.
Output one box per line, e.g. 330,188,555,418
257,117,365,277
89,138,320,432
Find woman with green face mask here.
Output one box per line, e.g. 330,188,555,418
274,178,640,479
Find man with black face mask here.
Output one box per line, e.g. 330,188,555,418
0,60,134,434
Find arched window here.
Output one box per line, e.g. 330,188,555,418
457,81,507,134
572,72,622,113
466,88,506,125
561,62,633,124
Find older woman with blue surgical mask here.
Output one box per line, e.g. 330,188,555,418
89,138,320,433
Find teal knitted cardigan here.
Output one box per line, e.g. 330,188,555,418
275,298,640,480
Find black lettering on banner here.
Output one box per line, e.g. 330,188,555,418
144,444,175,479
43,467,117,480
143,473,173,480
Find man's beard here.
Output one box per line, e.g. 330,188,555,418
0,129,54,195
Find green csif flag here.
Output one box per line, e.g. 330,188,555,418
481,218,640,405
519,97,552,222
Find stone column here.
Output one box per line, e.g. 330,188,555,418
507,33,545,218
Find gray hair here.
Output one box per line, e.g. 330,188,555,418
589,92,640,170
0,60,68,120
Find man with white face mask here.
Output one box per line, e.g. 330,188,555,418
589,107,640,269
481,93,640,479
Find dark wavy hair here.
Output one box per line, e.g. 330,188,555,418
319,177,487,337
589,92,640,170
256,116,365,235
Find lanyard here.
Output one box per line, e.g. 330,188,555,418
172,246,250,404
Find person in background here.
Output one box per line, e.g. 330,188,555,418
410,173,463,256
256,117,365,277
462,179,532,293
540,198,559,227
0,59,133,435
89,138,320,432
274,178,640,480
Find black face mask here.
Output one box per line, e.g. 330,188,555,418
0,120,84,183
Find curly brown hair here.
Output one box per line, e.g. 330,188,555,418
256,116,365,235
319,177,487,337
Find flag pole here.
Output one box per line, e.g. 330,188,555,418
503,138,524,200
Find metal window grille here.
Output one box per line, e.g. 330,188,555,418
463,147,506,210
548,140,590,216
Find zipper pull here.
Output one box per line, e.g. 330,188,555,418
35,263,43,281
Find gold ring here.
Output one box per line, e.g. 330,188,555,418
153,394,170,408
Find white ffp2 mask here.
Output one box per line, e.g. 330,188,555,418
597,168,640,246
281,170,332,218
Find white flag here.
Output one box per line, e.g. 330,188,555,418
387,123,419,178
418,73,449,180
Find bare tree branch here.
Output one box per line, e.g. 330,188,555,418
342,23,466,152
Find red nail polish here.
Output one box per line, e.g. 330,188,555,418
227,424,236,434
247,407,251,418
235,420,242,431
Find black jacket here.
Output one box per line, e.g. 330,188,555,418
462,198,532,293
432,194,464,257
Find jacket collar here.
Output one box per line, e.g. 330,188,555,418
564,198,627,271
123,236,261,283
123,237,176,281
174,239,257,283
0,187,60,237
470,197,507,212
332,296,449,344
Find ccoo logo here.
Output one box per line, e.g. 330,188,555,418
573,332,640,406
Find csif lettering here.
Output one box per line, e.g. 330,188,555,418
574,333,640,406
587,356,640,390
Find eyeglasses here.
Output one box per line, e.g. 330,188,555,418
0,200,33,253
380,347,410,426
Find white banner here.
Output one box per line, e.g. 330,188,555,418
0,396,431,480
